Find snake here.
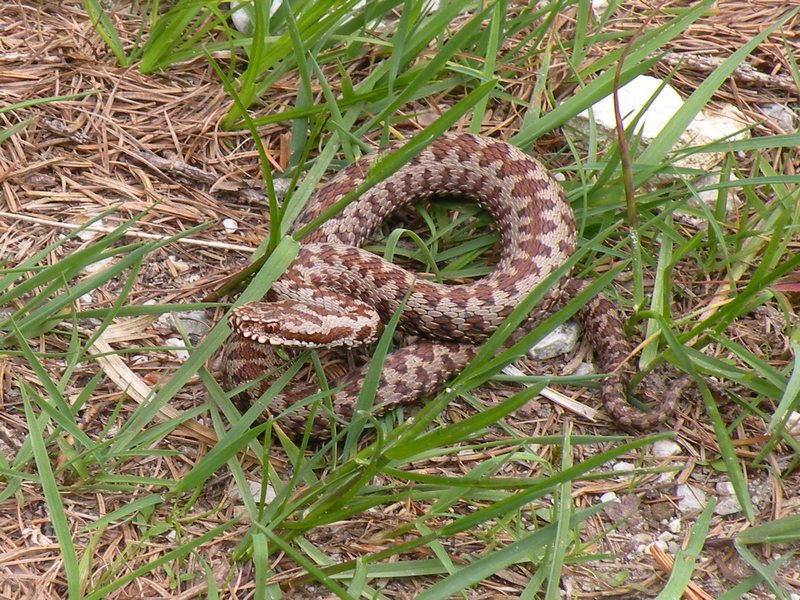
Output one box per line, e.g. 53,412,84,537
219,133,683,438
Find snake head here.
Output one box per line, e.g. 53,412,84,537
229,300,381,348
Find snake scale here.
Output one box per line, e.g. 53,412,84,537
220,133,682,438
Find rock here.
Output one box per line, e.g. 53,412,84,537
170,310,213,340
652,439,682,458
612,461,635,473
759,103,796,133
667,518,681,534
82,256,115,274
712,480,741,516
714,497,741,516
600,491,619,503
230,480,277,504
786,411,800,436
657,530,674,543
715,481,734,495
164,337,190,361
590,0,610,19
222,218,238,234
76,217,105,242
656,470,677,484
568,74,750,179
675,483,706,512
166,254,190,273
527,321,580,360
573,362,595,376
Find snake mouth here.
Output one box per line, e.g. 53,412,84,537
229,307,280,345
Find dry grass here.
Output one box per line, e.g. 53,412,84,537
1,1,799,598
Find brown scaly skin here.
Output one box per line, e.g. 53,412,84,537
220,133,682,438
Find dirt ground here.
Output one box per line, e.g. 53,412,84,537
1,1,799,598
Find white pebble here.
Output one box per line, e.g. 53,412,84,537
675,483,706,512
222,218,238,233
653,539,669,552
599,491,619,503
652,439,682,458
76,218,105,241
82,256,115,274
612,461,635,472
165,337,190,361
786,411,800,436
167,255,190,273
715,481,735,495
714,497,742,516
230,480,277,504
657,471,678,484
573,362,595,376
527,322,580,360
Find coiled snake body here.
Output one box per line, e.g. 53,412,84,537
221,133,679,437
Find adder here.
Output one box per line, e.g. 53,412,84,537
220,133,684,437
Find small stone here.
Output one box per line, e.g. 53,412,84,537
167,255,190,273
786,411,800,436
76,218,105,242
527,321,580,360
612,461,635,473
715,481,734,495
231,480,277,504
171,310,212,338
569,75,750,178
82,256,115,274
222,218,238,234
714,497,742,516
573,362,595,376
632,533,653,545
79,293,93,305
675,483,706,513
652,439,681,458
759,103,796,133
165,337,190,361
657,471,678,484
600,491,619,503
667,518,681,534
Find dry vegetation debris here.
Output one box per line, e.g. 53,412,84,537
0,1,799,598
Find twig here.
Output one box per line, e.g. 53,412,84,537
658,52,799,95
0,211,255,253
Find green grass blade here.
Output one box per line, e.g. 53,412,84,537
414,505,603,600
21,382,81,599
83,0,129,65
654,500,715,600
293,78,496,239
108,236,298,455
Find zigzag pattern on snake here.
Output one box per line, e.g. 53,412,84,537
220,133,683,438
